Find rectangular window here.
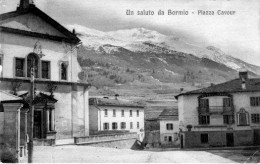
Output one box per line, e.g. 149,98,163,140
41,61,50,79
201,133,208,144
137,110,139,117
199,99,209,109
113,109,116,117
112,122,118,130
251,114,260,124
130,110,132,117
104,109,108,117
15,58,25,77
137,122,139,129
130,122,133,129
121,110,124,117
103,123,109,130
121,122,126,129
251,97,260,106
223,115,233,124
223,98,232,107
166,123,173,130
199,115,210,125
164,136,167,141
169,136,172,142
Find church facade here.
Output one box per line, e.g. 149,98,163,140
0,0,90,146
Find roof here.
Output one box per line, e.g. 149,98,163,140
19,91,57,105
0,4,80,44
0,90,23,103
145,106,178,121
89,98,145,108
158,108,178,120
159,108,178,116
175,78,260,99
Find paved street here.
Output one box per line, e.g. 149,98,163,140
22,146,238,163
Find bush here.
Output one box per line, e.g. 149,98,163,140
1,151,18,163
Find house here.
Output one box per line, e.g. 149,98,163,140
89,97,145,141
158,108,179,147
175,71,260,148
0,0,90,148
143,101,177,148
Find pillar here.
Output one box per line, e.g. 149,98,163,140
2,102,23,162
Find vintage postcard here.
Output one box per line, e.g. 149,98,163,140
0,0,259,163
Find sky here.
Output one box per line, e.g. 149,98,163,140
1,0,260,66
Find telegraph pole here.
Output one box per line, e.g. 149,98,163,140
28,64,35,163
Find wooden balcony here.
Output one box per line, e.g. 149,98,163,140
198,106,234,115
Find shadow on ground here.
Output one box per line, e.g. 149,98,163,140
207,148,260,163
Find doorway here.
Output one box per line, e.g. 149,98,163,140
226,133,234,147
33,110,42,138
180,135,184,148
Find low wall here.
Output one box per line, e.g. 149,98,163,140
183,130,254,148
33,139,55,146
74,133,140,149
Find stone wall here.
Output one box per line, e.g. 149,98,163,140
74,133,139,149
183,130,254,148
75,133,138,144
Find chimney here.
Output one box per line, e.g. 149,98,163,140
18,0,34,10
241,80,246,90
115,94,119,100
239,71,248,81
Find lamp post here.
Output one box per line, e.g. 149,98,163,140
28,61,35,163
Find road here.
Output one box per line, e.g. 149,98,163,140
21,145,237,163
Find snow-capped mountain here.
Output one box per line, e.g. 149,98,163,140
67,24,260,75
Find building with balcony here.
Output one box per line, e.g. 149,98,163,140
0,0,90,150
175,71,260,148
89,97,145,141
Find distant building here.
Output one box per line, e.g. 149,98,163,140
89,97,145,141
0,0,90,153
175,71,260,148
158,108,179,147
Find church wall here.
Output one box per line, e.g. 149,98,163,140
0,81,89,140
0,32,81,83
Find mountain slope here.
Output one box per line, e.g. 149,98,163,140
68,24,260,99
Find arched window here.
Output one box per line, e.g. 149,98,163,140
27,53,39,78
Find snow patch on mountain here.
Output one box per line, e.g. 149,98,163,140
67,24,260,75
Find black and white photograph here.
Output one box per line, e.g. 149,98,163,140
0,0,260,163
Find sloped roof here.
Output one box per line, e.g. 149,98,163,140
89,98,145,108
145,106,177,121
158,108,178,120
0,4,80,43
18,91,57,104
0,90,23,102
159,108,178,116
175,78,260,98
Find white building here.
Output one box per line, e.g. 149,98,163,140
0,0,90,147
175,71,260,148
158,108,179,147
89,97,145,141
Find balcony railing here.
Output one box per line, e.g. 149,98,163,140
198,106,234,114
